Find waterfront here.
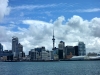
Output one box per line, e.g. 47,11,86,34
0,61,100,75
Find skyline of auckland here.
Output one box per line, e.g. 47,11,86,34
0,0,100,54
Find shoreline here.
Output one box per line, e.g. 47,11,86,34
0,59,100,62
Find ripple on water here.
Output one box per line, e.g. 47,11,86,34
0,61,100,75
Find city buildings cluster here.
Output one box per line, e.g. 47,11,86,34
0,30,87,61
29,41,86,61
28,30,86,61
0,36,25,61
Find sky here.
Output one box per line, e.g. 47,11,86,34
0,0,100,55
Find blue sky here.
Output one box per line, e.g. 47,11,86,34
2,0,100,26
0,0,100,54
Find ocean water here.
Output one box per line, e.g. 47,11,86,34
0,61,100,75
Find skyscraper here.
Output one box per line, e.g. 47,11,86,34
18,43,24,58
74,46,79,56
58,41,65,50
12,36,19,57
66,46,75,55
18,43,23,52
78,42,86,56
0,43,3,53
52,29,55,50
58,41,65,59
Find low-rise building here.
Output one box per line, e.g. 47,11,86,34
42,50,51,60
29,47,52,61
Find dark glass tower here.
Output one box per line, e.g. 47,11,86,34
0,43,3,53
12,36,19,57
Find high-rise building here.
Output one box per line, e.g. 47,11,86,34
66,46,75,55
53,47,58,60
12,36,19,57
0,43,3,53
58,41,65,50
58,41,65,59
78,42,86,56
74,46,79,56
18,43,23,52
65,46,75,59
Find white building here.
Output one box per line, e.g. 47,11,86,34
42,50,51,60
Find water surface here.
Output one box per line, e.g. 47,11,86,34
0,61,100,75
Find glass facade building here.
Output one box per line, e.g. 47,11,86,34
12,36,19,57
78,42,86,56
0,43,3,53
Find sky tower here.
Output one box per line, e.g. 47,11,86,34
52,29,55,50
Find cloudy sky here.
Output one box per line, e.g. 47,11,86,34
0,0,100,55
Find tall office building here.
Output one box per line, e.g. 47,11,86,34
78,42,86,56
58,41,65,50
66,46,75,55
58,41,65,59
0,43,3,53
12,36,19,57
18,43,23,52
65,46,75,59
18,43,24,58
53,47,58,60
74,46,79,56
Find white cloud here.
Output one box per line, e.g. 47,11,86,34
70,8,100,13
0,0,10,21
0,26,8,42
12,4,57,10
11,3,77,10
1,15,100,54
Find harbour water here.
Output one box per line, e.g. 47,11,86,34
0,61,100,75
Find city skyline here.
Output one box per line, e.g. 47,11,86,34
0,0,100,55
0,36,87,61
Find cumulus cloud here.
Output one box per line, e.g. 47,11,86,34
1,15,100,54
0,0,10,21
90,17,100,37
0,26,8,42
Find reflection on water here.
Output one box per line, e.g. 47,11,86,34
0,61,100,75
